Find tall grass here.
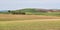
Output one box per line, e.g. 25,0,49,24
0,21,60,30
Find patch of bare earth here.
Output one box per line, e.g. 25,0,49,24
0,14,60,19
0,19,60,24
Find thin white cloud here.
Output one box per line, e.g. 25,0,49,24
0,0,60,4
0,0,60,10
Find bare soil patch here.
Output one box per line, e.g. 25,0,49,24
0,19,60,24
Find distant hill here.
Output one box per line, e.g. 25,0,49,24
0,8,60,15
0,10,8,12
13,8,60,13
0,8,60,13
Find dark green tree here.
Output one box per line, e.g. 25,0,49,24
8,10,11,13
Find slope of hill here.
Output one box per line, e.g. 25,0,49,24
0,10,8,12
13,8,60,13
0,8,60,16
9,8,60,16
0,10,9,14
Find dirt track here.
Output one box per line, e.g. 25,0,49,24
0,19,60,24
0,14,60,19
9,19,60,22
7,19,60,23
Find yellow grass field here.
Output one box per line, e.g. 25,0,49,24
0,14,60,30
0,14,60,21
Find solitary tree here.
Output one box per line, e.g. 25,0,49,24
8,10,11,13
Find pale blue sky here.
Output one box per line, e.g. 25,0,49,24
0,0,60,10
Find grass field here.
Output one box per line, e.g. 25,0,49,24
0,14,60,30
0,20,60,30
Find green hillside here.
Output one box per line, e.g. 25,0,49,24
15,8,37,12
0,8,60,16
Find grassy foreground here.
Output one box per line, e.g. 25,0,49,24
0,20,60,30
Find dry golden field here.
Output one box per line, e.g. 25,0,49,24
0,14,60,20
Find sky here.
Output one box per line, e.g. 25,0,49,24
0,0,60,10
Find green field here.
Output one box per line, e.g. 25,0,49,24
0,20,60,30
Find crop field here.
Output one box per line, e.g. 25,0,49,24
0,14,60,30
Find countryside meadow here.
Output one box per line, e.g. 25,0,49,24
0,0,60,30
0,8,60,30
